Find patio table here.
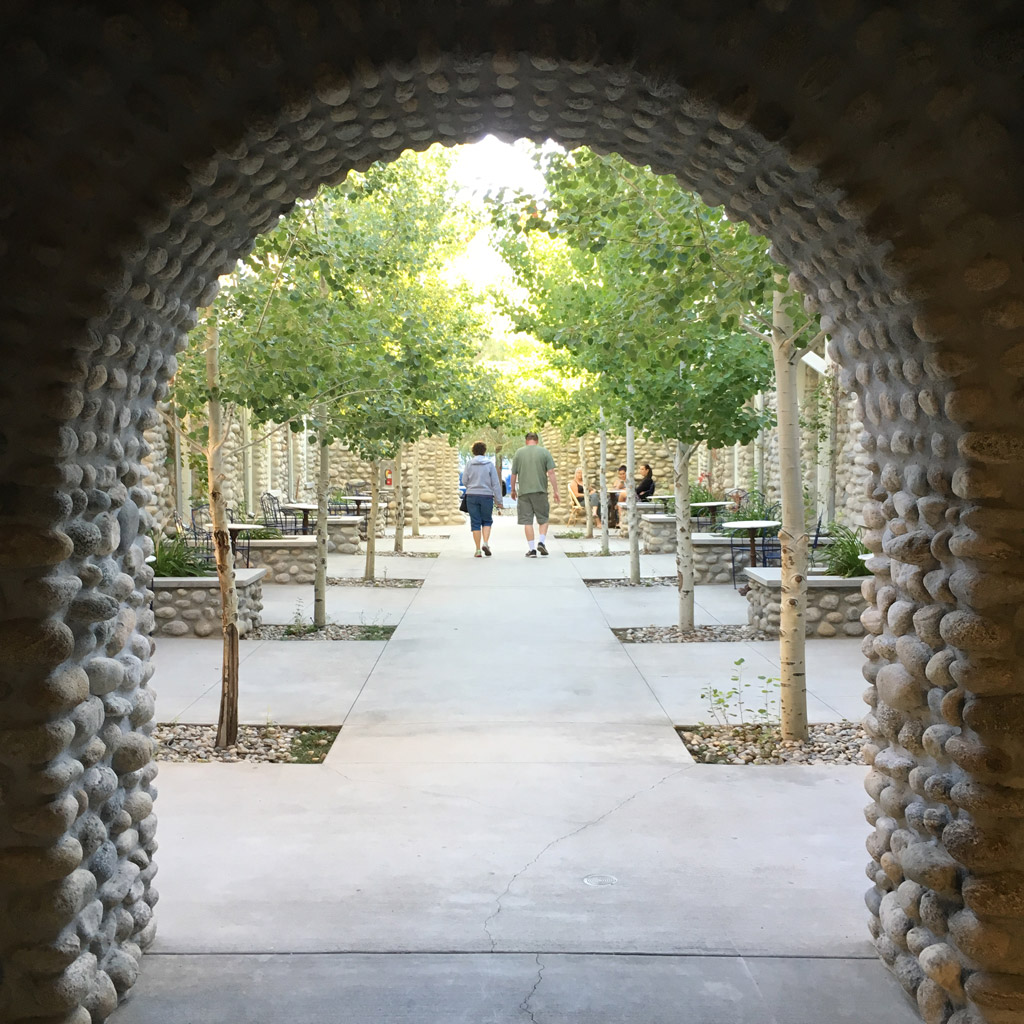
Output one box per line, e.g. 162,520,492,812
282,502,318,534
721,519,781,567
227,522,264,564
690,499,731,526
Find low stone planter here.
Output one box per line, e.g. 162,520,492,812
615,502,667,537
326,515,362,554
152,568,265,638
640,516,752,584
743,567,869,638
247,536,317,584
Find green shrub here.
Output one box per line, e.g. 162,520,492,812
242,526,282,540
152,536,213,578
717,492,780,535
822,523,870,577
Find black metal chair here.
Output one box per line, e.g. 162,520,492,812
260,492,302,534
761,531,782,568
191,504,211,535
173,510,190,542
175,509,215,566
226,507,251,568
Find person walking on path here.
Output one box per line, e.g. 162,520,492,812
463,441,504,557
510,431,560,557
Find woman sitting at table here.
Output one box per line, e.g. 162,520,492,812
636,463,655,501
588,467,625,529
570,467,586,503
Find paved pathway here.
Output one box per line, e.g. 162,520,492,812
116,528,918,1023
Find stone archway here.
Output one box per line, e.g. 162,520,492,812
1,4,1022,1022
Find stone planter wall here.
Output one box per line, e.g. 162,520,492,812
744,568,869,638
247,536,317,584
639,517,753,584
152,568,265,638
326,516,362,554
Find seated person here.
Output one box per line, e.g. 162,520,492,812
636,463,655,501
590,467,632,527
570,468,586,503
613,465,628,506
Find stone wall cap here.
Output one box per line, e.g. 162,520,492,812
248,536,317,548
743,567,869,587
152,567,267,587
327,516,364,524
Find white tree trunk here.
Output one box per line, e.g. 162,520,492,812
206,321,239,749
393,447,406,553
241,406,254,515
773,280,809,742
172,408,186,518
580,435,593,538
626,423,640,584
314,422,329,629
826,361,839,524
364,461,379,581
674,442,695,632
756,392,766,493
411,443,421,537
598,427,609,555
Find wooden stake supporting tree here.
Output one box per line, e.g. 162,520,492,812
625,422,640,584
393,448,406,553
579,436,593,537
411,444,421,538
598,426,610,555
364,463,379,581
205,321,240,749
314,412,330,629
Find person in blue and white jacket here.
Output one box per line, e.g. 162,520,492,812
462,441,504,557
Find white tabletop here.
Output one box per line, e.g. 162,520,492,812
721,519,781,530
227,522,265,530
690,501,731,508
283,502,318,511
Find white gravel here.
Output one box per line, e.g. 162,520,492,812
325,576,422,588
246,624,395,641
587,576,675,588
614,624,769,643
153,724,337,763
678,722,866,765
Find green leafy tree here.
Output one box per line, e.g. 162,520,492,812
489,145,820,738
487,148,773,612
173,146,496,742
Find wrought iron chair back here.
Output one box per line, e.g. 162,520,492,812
260,492,301,534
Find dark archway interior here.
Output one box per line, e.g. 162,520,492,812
1,4,1023,1022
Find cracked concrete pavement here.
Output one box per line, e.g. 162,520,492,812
114,528,920,1022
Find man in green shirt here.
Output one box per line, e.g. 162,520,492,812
510,432,560,557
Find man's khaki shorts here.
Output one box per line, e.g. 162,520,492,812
517,491,550,525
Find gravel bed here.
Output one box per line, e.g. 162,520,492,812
587,576,675,588
565,550,628,558
613,624,768,643
246,623,395,641
678,722,866,765
326,576,423,588
153,724,338,763
378,550,439,558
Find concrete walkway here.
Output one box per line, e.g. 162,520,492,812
117,528,918,1023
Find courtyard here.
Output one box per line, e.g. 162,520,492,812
114,529,917,1022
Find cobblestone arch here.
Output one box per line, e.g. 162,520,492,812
1,3,1022,1022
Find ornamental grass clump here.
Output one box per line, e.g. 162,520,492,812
822,522,870,578
151,536,213,578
